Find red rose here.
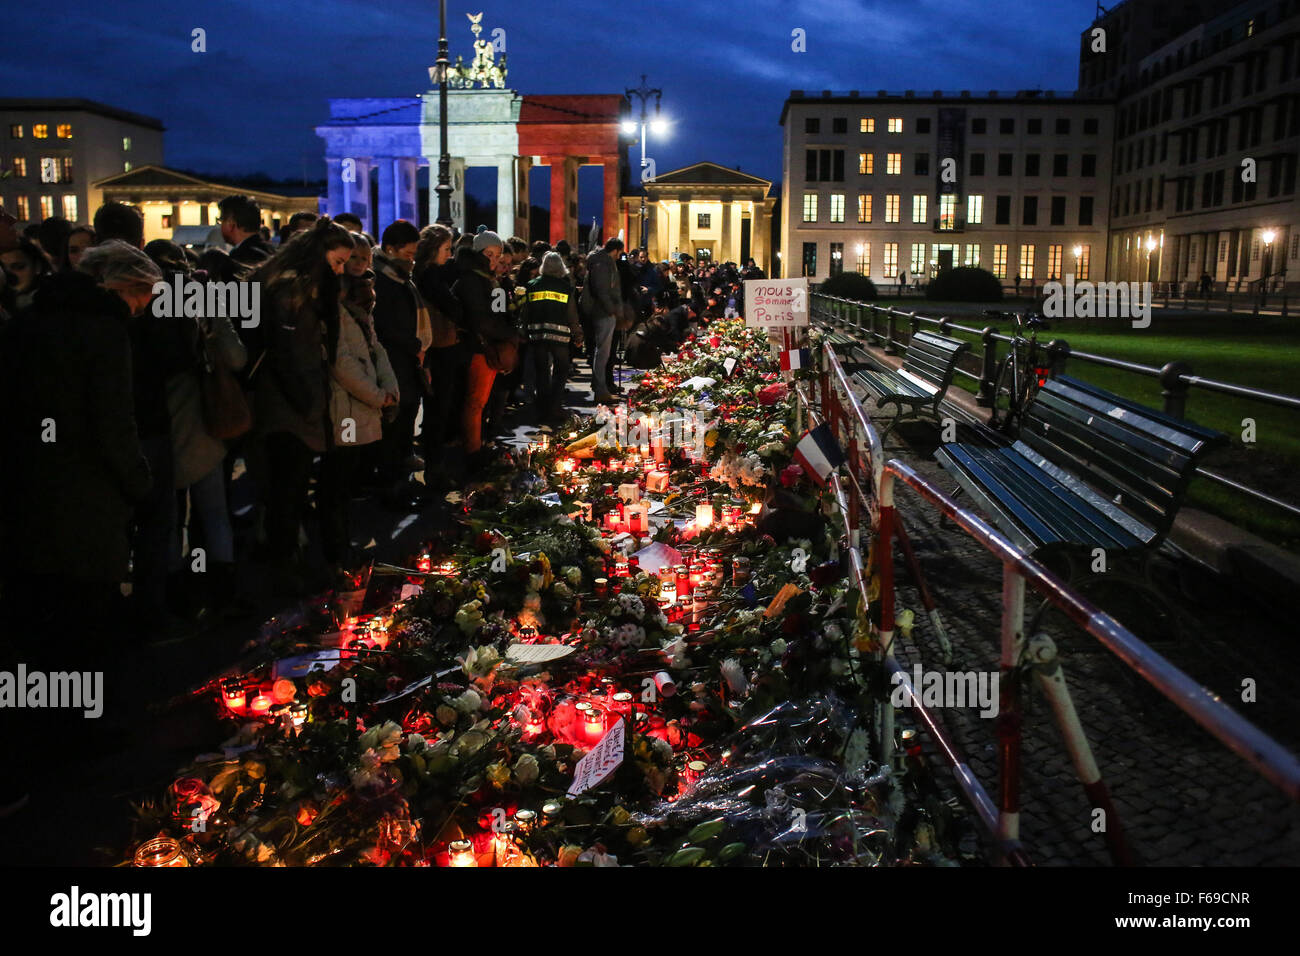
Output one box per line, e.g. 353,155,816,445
780,464,804,488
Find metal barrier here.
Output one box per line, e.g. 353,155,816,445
812,292,1300,522
807,342,1300,866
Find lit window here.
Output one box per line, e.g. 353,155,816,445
124,161,133,172
1019,244,1036,278
884,194,900,223
912,194,927,223
55,124,72,139
1047,244,1063,279
123,136,132,151
9,124,23,139
40,157,61,183
883,242,898,277
1075,244,1090,280
860,118,875,133
802,193,818,222
967,194,983,224
61,157,73,182
938,194,957,229
887,117,903,133
964,244,981,267
39,195,54,218
62,195,77,220
858,194,872,223
830,194,845,222
14,195,29,220
992,244,1008,278
33,124,48,139
859,152,873,174
886,153,901,175
697,212,711,229
829,242,845,276
856,242,870,273
911,243,926,273
11,157,27,178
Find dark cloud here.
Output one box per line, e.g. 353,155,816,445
10,0,1088,206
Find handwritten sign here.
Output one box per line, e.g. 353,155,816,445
744,278,809,328
568,718,626,796
506,643,576,664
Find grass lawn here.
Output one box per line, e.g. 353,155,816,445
828,301,1300,549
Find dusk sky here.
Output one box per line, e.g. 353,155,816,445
10,0,1092,212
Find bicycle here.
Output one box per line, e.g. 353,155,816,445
986,310,1054,434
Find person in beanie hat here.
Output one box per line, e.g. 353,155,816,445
523,251,583,423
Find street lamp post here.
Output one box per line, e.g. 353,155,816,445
433,0,452,228
1262,228,1276,300
623,75,663,253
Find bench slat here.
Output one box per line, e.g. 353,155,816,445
946,445,1146,549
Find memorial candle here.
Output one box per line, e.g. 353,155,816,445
448,839,476,867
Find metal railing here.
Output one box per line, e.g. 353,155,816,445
806,343,1300,866
812,292,1300,521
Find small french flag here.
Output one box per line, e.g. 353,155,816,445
792,423,845,486
780,348,811,372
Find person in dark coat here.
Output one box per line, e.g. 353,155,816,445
0,259,156,815
0,266,152,603
249,219,355,594
371,220,427,504
219,195,275,270
582,238,623,403
452,231,513,467
413,224,466,491
123,242,203,632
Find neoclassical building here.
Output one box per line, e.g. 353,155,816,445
620,162,776,269
316,18,623,244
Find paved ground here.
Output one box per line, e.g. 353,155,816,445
866,400,1300,866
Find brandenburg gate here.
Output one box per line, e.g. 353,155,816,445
316,14,624,244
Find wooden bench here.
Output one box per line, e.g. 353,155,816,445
853,331,970,439
934,374,1226,577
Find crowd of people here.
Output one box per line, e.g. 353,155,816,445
0,196,769,645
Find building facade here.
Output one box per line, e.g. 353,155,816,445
0,98,164,226
1083,0,1300,290
620,162,776,270
93,165,320,246
779,90,1113,286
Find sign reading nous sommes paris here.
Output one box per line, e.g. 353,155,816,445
744,278,810,327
